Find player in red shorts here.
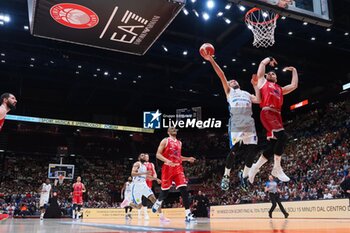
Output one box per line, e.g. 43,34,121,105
138,153,158,220
249,56,298,183
151,127,196,222
72,176,86,219
0,93,17,131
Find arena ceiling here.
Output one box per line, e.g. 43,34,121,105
0,0,349,125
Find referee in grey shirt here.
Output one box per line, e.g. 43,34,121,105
265,175,289,218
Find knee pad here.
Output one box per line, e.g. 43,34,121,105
158,190,169,202
244,144,258,167
263,139,277,160
77,205,82,212
274,131,288,155
225,143,242,169
73,204,77,211
178,187,190,209
141,195,148,207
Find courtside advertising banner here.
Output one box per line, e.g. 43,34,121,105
27,0,185,55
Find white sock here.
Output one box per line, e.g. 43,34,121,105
224,167,231,177
255,155,268,169
40,213,44,218
185,209,191,216
155,200,162,206
72,210,75,218
143,206,148,215
274,155,282,169
243,166,250,178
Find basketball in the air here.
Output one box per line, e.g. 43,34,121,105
199,43,215,60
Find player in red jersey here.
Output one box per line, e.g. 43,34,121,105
0,93,17,131
249,57,298,183
144,153,157,189
138,153,158,220
72,176,86,219
151,127,196,222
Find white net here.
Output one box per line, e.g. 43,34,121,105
245,8,279,48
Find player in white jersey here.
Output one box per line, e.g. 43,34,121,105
38,178,52,220
130,153,169,221
206,55,261,191
120,177,133,219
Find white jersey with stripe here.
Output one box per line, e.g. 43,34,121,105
40,183,51,199
133,162,147,183
227,88,255,129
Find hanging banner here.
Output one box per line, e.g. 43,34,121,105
28,0,186,55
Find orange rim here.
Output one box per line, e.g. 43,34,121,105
245,7,279,26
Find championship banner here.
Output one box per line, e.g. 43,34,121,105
83,208,184,219
210,199,350,219
27,0,186,55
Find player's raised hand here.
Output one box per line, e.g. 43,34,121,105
251,74,258,86
156,178,162,184
283,66,296,72
269,58,278,67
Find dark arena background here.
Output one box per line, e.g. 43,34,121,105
0,0,350,232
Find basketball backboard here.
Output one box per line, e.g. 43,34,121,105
48,164,75,179
230,0,332,26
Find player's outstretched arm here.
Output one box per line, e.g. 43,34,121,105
282,66,298,95
131,162,143,177
207,56,230,96
257,57,277,79
181,156,196,163
250,74,261,104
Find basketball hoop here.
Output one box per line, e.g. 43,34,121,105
245,8,279,48
58,175,65,185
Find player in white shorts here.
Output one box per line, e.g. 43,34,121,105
38,178,52,220
206,54,261,191
129,153,169,221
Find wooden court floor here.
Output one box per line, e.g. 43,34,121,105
1,217,350,233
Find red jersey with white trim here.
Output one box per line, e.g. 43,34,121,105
0,118,5,131
260,80,283,111
145,162,155,176
162,137,182,164
73,182,83,197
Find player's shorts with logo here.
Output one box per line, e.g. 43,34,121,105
73,195,83,205
229,125,258,147
39,195,49,207
260,108,284,139
161,165,187,190
131,182,153,205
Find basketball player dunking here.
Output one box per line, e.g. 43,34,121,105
38,178,51,220
151,127,196,222
0,93,17,131
206,54,261,191
72,176,86,219
249,57,298,183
